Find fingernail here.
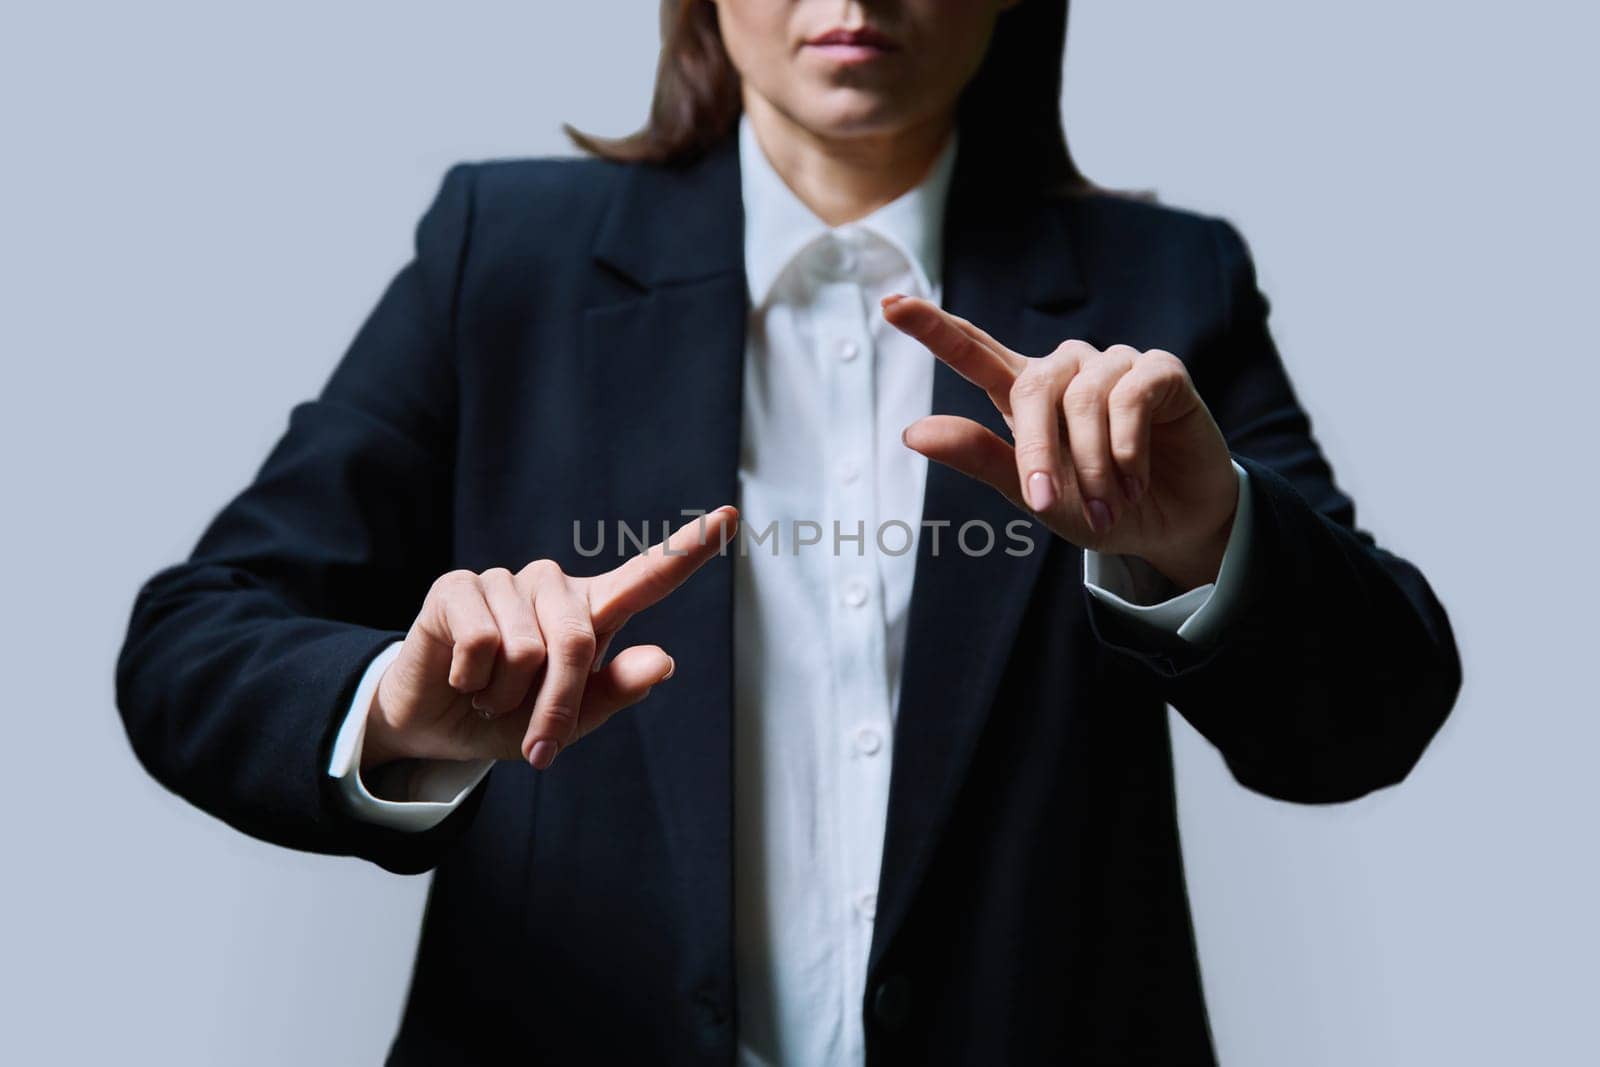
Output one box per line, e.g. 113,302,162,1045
1026,471,1057,512
1121,475,1143,505
663,656,676,680
881,293,907,309
470,694,488,712
1086,498,1113,534
529,740,558,770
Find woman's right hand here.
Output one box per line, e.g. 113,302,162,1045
362,507,739,771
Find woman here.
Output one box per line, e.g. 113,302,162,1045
117,1,1461,1063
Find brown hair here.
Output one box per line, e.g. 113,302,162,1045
565,0,1090,194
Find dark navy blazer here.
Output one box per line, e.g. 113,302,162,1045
117,133,1460,1065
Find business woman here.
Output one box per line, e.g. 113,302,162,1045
117,1,1461,1063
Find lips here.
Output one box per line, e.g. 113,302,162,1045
805,26,899,52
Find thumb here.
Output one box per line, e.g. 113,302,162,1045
574,644,677,742
903,415,1024,508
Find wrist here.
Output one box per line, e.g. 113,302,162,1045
361,675,405,771
1143,484,1240,592
1144,527,1228,592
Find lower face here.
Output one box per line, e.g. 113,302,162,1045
713,0,1011,141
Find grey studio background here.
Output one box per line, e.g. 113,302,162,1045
3,1,1595,1064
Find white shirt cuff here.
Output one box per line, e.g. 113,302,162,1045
1083,460,1254,646
327,641,493,832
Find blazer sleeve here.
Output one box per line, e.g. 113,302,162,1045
1085,218,1462,803
115,165,486,873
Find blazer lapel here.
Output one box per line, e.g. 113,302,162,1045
869,156,1092,976
583,138,747,993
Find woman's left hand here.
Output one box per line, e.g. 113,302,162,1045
882,295,1240,591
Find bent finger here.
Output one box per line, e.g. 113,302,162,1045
1061,347,1136,532
1106,355,1172,501
429,572,500,696
1009,353,1079,515
474,568,546,717
477,644,675,761
522,574,596,768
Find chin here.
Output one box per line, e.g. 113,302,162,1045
795,87,918,140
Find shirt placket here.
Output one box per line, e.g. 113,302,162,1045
813,231,895,1064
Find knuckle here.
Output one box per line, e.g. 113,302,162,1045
1014,440,1057,469
1061,384,1104,418
523,558,563,583
1105,389,1141,416
1052,339,1098,361
1143,348,1186,375
458,626,500,656
501,633,546,667
537,703,580,736
1104,343,1141,364
480,566,514,584
552,618,597,660
1009,370,1054,404
555,613,596,642
1111,439,1142,464
1075,462,1113,488
433,569,477,595
1107,372,1147,405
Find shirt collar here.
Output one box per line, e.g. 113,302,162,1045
739,114,957,308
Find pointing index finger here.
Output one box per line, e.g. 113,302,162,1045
881,295,1026,405
585,506,739,633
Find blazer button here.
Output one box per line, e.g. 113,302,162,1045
693,989,728,1028
872,976,912,1033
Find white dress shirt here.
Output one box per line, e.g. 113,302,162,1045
327,118,1254,1065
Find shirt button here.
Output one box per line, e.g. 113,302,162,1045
842,580,869,608
838,460,861,485
854,890,878,921
854,725,883,756
837,339,860,362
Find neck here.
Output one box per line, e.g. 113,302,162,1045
743,91,953,227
